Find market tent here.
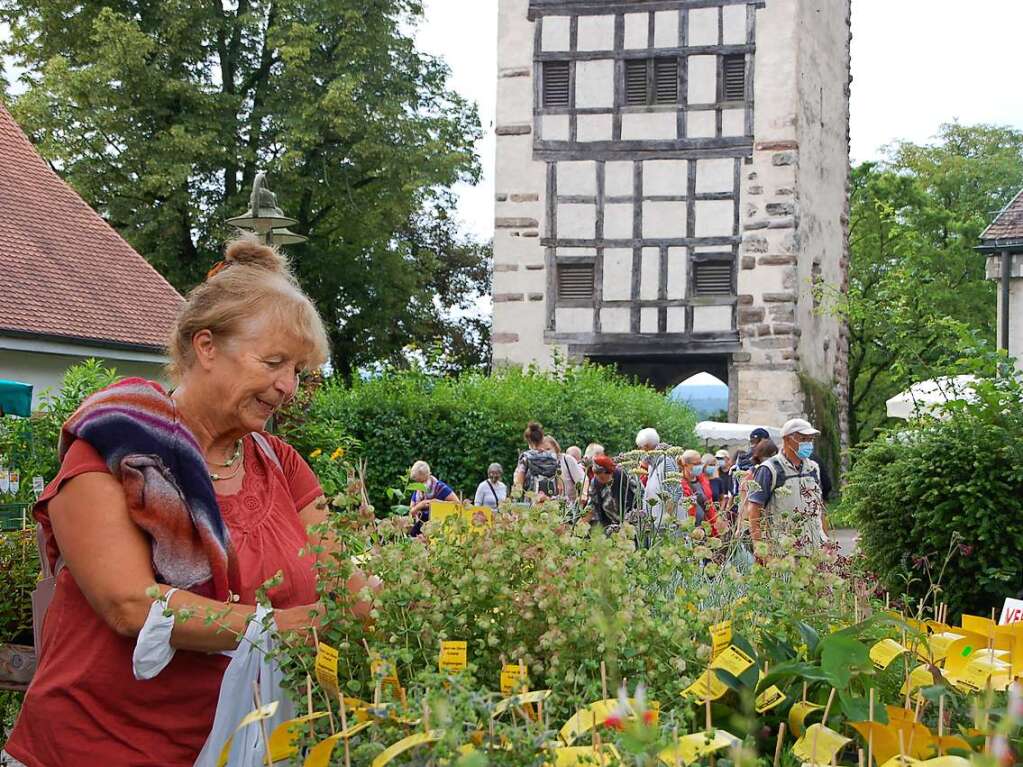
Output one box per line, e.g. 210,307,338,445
694,421,782,448
0,380,33,417
885,375,977,421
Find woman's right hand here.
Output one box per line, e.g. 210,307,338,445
276,602,324,644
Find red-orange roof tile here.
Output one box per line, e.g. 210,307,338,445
0,101,182,352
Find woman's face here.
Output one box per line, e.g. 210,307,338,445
201,315,305,434
488,468,502,483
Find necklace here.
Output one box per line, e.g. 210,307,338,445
207,439,243,468
210,460,244,482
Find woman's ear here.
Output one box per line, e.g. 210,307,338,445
191,329,217,372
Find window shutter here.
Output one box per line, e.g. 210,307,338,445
557,263,595,300
693,262,733,296
654,58,678,104
543,61,571,108
624,59,648,105
722,55,746,101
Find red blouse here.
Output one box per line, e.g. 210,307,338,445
4,432,322,767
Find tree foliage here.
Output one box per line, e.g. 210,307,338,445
839,123,1023,444
0,0,488,377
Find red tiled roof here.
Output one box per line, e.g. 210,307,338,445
0,101,182,352
981,188,1023,243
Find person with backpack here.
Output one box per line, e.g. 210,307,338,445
542,435,585,502
746,418,829,556
473,463,508,510
513,421,559,500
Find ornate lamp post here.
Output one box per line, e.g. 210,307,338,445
226,172,307,246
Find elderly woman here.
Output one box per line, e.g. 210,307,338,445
408,460,459,536
473,463,507,510
2,238,373,767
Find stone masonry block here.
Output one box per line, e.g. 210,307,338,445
763,292,797,302
741,256,756,270
757,255,796,266
744,235,769,253
772,152,797,166
492,333,520,344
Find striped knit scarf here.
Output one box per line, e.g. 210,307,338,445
58,378,237,600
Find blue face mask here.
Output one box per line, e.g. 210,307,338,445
796,442,814,459
691,465,704,477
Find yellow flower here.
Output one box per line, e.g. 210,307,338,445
309,449,323,459
330,447,345,461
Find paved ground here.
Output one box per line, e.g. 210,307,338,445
833,528,859,557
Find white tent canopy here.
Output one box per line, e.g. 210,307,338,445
885,375,977,421
694,421,782,447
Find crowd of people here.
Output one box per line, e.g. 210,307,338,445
408,417,833,556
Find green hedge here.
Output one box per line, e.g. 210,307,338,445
838,374,1023,617
278,364,697,509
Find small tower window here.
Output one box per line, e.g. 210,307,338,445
722,55,746,102
693,262,733,296
543,61,571,108
557,263,595,300
624,58,678,106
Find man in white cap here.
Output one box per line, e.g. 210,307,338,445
745,418,828,555
635,427,669,527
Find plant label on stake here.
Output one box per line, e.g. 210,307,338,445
755,685,786,714
315,642,340,699
500,663,528,695
710,621,732,659
32,476,45,497
9,470,19,494
0,468,8,495
438,640,467,673
710,646,754,677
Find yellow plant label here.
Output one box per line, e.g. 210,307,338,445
438,640,468,673
754,685,786,713
315,642,340,699
268,712,328,763
216,701,280,767
302,722,376,767
500,663,529,695
559,699,618,745
953,662,991,692
682,670,729,704
371,730,442,767
926,631,965,663
849,721,903,767
710,645,754,677
870,638,908,670
492,689,553,718
900,664,934,700
710,620,732,659
430,500,461,524
792,723,851,764
657,729,740,766
787,700,822,738
961,614,996,637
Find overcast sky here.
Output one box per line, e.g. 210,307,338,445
416,0,1023,241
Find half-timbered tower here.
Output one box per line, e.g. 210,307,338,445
493,0,851,444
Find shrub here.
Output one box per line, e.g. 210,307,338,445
278,364,698,510
839,373,1023,617
0,359,118,503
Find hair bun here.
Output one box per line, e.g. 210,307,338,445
223,234,289,274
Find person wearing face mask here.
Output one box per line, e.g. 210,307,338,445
746,419,828,556
675,449,718,535
473,463,508,510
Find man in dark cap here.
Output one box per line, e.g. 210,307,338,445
586,455,639,530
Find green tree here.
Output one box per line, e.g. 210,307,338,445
0,0,487,378
839,123,1023,445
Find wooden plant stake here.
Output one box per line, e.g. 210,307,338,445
868,688,875,767
338,689,352,767
706,695,716,767
898,730,907,766
252,680,273,767
306,674,314,717
905,697,924,758
802,682,808,705
593,728,604,767
938,695,945,756
858,748,865,767
600,661,608,700
673,726,681,767
773,722,787,767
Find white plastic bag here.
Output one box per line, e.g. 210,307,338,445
193,605,295,767
132,588,179,680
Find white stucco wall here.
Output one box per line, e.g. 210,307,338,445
988,254,1023,368
0,340,169,409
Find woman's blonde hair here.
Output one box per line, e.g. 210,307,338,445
167,235,329,381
